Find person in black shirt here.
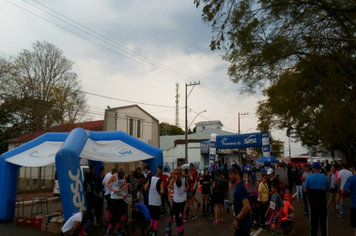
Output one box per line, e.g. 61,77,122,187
267,168,279,195
84,165,96,211
94,166,105,226
287,164,294,192
199,168,212,216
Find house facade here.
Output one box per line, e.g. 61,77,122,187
160,120,242,169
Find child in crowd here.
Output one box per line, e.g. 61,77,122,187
281,200,296,234
212,170,225,224
265,182,285,235
131,198,151,235
283,185,294,205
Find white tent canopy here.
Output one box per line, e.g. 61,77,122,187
5,139,154,167
5,141,63,167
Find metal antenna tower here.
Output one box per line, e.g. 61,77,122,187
175,83,180,127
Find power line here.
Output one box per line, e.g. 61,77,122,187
6,0,241,113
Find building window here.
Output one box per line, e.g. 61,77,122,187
137,120,141,138
129,118,134,135
202,126,205,130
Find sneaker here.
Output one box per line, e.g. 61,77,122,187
218,218,224,223
213,220,219,225
260,225,267,231
190,215,197,221
183,218,187,222
338,214,344,218
197,203,201,209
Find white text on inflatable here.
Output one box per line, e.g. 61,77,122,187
68,169,86,211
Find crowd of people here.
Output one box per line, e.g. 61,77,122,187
60,160,356,236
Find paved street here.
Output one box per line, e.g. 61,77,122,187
0,168,354,235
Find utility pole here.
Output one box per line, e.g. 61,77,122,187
237,112,248,162
185,81,200,164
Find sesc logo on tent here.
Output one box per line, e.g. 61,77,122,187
244,135,257,145
68,168,86,211
118,148,133,155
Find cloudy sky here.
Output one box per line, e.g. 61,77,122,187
0,0,307,156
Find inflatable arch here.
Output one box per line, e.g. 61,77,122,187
0,128,163,222
209,131,273,161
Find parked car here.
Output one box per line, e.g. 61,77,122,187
53,165,89,196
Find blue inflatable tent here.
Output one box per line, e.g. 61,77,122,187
0,128,163,222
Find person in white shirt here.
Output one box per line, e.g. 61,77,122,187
338,163,353,217
145,171,164,236
102,168,117,226
60,209,90,236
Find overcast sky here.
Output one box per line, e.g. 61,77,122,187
0,0,307,156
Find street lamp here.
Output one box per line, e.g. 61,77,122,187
238,112,249,134
185,81,200,164
188,110,207,129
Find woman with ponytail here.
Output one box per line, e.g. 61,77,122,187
105,169,129,236
145,170,164,236
166,168,190,236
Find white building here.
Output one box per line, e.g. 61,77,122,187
104,104,160,147
160,120,242,169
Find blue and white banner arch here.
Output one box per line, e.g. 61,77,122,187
0,128,163,222
209,131,273,160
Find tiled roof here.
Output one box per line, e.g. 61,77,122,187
6,120,104,143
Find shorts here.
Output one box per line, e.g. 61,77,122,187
192,189,197,196
186,192,193,200
350,208,356,228
329,187,337,193
213,193,224,204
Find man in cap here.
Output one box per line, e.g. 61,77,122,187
304,162,329,236
229,164,251,236
267,168,279,195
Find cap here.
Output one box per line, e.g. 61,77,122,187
312,162,321,169
267,168,273,175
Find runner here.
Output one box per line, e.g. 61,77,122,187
304,162,329,236
302,164,312,215
157,165,171,216
229,164,251,236
327,165,337,212
199,168,213,217
265,182,284,235
145,170,164,236
212,170,225,224
258,173,269,231
183,169,197,221
338,163,353,217
166,168,190,236
341,164,356,236
189,163,201,209
105,169,129,236
102,168,117,227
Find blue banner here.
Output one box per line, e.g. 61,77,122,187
216,132,263,149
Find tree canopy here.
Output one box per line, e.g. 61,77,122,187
160,122,185,135
0,41,88,153
194,0,356,162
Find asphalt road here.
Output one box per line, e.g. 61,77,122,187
0,168,354,236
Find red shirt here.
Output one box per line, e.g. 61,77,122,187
190,169,198,190
283,193,294,205
161,173,170,188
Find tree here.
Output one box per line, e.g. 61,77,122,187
194,0,356,162
0,41,88,138
160,122,185,135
